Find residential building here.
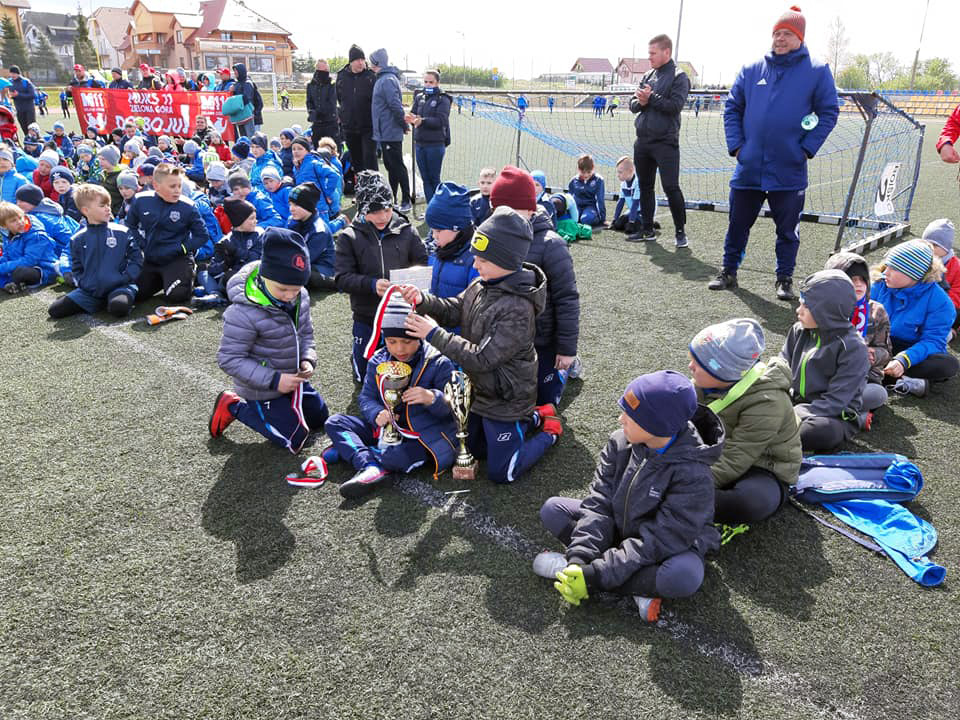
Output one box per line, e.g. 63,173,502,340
570,57,613,86
90,7,131,71
0,0,28,37
616,57,699,86
22,11,76,76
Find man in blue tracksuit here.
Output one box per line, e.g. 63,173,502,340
7,66,36,134
125,165,210,303
709,6,838,301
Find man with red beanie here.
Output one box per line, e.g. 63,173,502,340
709,5,838,302
490,165,582,407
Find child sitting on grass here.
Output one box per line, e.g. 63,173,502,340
287,182,337,291
530,170,557,227
567,153,605,227
469,167,496,225
47,184,142,318
210,228,328,455
921,219,960,339
262,167,292,223
781,270,869,452
610,156,641,235
426,181,477,299
324,291,459,498
51,167,81,223
688,318,800,525
400,206,562,484
98,145,123,217
534,370,722,622
115,172,140,223
0,201,57,294
207,198,263,294
871,239,960,397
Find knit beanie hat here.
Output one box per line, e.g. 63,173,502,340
369,48,389,68
38,150,60,168
379,290,415,339
280,128,296,141
224,197,256,227
15,183,44,207
356,170,394,216
183,139,199,156
425,182,473,231
922,218,955,260
0,148,13,164
490,165,537,212
689,319,765,383
773,5,805,42
99,144,120,166
291,135,313,152
349,44,365,62
227,172,252,190
531,170,547,190
137,162,155,178
250,133,268,150
259,227,310,286
50,166,75,184
472,206,533,272
147,146,164,159
16,155,38,174
111,67,122,76
9,65,20,75
884,239,934,282
76,144,94,157
53,121,65,132
619,370,697,438
117,171,139,191
260,165,282,182
232,140,250,159
206,162,228,183
289,182,321,214
269,137,281,150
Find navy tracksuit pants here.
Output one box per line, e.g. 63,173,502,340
325,413,431,474
722,187,805,279
351,319,382,384
536,343,568,407
467,412,553,484
231,382,329,454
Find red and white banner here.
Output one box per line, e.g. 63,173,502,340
70,88,235,141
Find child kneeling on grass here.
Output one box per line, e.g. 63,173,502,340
324,291,459,498
47,184,142,318
0,201,57,294
209,228,329,454
400,206,562,484
534,370,723,622
781,270,869,453
688,318,801,525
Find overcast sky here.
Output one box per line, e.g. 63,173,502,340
66,0,958,86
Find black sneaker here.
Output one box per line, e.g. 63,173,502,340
626,228,657,242
675,232,689,249
2,282,23,294
775,276,797,301
708,271,738,290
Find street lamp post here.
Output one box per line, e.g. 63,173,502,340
908,0,930,91
675,0,684,62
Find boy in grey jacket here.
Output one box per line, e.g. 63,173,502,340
781,269,869,452
209,228,329,460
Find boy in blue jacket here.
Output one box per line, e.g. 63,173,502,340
469,168,496,225
534,370,723,622
0,147,27,205
426,182,477,299
530,170,557,228
325,290,459,498
610,156,642,236
249,134,283,190
278,129,295,177
0,202,57,293
567,154,605,227
125,163,211,304
16,183,81,263
207,198,264,294
287,182,336,291
47,184,142,318
262,167,292,223
291,135,342,221
226,173,284,229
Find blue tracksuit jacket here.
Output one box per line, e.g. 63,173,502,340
71,222,143,297
124,190,211,264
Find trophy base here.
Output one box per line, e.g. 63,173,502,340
452,462,478,481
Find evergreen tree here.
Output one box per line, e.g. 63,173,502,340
30,33,64,83
73,11,98,69
0,15,29,72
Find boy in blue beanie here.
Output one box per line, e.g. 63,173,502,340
530,170,557,227
210,227,328,455
287,181,336,291
426,181,478,299
534,370,723,621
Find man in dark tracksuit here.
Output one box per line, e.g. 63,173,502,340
628,34,689,247
8,67,37,134
336,45,378,172
306,60,339,146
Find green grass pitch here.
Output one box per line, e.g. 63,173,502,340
1,112,958,719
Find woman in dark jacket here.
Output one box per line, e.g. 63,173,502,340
406,70,451,204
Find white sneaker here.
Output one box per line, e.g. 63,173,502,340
532,551,568,579
892,376,929,398
634,595,662,622
339,465,391,499
567,356,584,380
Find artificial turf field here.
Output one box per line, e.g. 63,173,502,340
1,112,958,719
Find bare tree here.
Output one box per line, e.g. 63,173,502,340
825,16,849,71
868,52,901,88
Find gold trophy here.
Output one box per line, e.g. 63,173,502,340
444,370,477,480
376,361,413,446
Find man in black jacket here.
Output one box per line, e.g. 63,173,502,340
307,60,339,147
7,66,36,133
628,34,690,247
336,45,378,172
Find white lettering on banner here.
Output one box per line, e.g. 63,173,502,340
80,92,105,108
874,162,901,217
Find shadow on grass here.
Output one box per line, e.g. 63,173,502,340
46,317,92,340
200,438,299,583
642,237,719,283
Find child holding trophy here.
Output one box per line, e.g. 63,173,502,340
324,290,460,498
401,206,563,485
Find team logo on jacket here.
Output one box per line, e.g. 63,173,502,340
105,235,117,248
497,432,512,442
170,210,181,222
292,253,306,270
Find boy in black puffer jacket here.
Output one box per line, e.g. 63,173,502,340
207,198,264,295
335,170,427,382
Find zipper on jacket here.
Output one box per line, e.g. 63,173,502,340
378,235,386,278
799,334,822,398
623,455,648,522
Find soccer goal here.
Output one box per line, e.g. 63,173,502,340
246,72,279,112
429,91,924,255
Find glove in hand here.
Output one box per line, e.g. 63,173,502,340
554,564,589,606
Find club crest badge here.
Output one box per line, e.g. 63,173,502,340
170,210,180,222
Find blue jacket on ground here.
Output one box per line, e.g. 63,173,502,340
266,183,291,222
250,152,283,190
288,212,335,277
871,279,956,370
0,217,57,284
371,66,408,143
71,222,143,298
125,190,211,265
293,153,342,218
29,198,81,255
724,45,839,191
191,189,221,262
359,344,459,475
245,187,284,229
0,168,27,204
568,173,606,224
429,229,478,299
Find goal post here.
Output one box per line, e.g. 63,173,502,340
247,71,279,112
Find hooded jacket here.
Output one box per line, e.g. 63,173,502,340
125,190,211,264
699,357,802,487
29,198,81,256
371,65,408,143
410,89,452,146
190,188,222,263
250,152,283,190
428,228,478,299
336,63,376,134
628,59,689,145
218,262,316,402
0,217,57,284
418,263,548,422
230,64,258,123
335,213,428,322
293,153,342,218
528,208,580,356
781,270,869,419
0,167,27,204
564,406,724,591
70,222,143,298
288,212,335,278
871,277,956,370
725,45,839,191
209,227,265,286
244,187,284,229
306,70,338,126
358,344,459,475
825,251,892,383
